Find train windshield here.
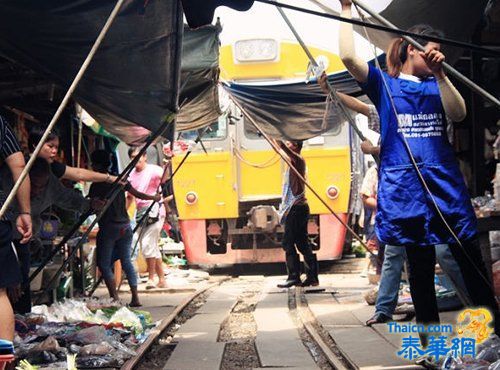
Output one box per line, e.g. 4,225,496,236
178,115,228,141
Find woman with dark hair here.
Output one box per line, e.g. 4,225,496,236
336,0,498,340
89,150,161,306
3,157,103,314
28,125,117,183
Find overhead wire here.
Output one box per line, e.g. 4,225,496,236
255,0,500,57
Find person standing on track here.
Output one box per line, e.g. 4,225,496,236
275,140,319,288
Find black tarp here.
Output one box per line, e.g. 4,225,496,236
0,0,183,145
177,24,221,132
181,0,254,29
224,70,365,141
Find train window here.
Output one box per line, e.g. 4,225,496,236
178,115,228,141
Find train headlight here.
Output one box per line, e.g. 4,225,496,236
234,39,278,62
186,191,198,205
326,185,339,200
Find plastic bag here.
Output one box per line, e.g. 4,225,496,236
108,307,142,335
458,358,491,370
108,340,136,358
78,341,114,356
76,355,124,368
84,309,109,325
489,360,500,370
477,346,500,363
32,300,95,323
33,337,60,353
478,335,500,354
66,326,108,345
25,350,67,365
35,323,74,338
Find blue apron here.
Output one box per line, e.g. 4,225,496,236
361,65,477,246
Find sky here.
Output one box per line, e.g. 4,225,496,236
214,0,393,61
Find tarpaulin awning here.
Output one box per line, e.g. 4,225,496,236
0,0,183,145
224,69,366,140
182,0,255,29
176,24,222,132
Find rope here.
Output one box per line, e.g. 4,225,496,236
352,3,494,290
233,143,280,168
0,0,126,220
275,5,380,167
229,94,376,258
256,0,500,57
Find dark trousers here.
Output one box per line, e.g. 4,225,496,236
406,239,499,334
13,240,31,314
282,204,314,259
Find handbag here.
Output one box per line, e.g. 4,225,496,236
136,202,160,226
147,202,160,225
40,212,61,240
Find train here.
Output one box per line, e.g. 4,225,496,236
172,39,354,267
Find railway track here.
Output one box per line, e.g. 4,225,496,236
122,277,353,370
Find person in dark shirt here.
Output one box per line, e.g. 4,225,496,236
0,115,31,342
89,150,160,306
3,157,104,314
28,126,118,183
275,140,319,288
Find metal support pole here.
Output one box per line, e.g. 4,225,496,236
275,6,380,166
0,0,127,220
471,43,486,196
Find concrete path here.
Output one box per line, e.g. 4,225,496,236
163,283,242,370
254,278,318,369
306,274,426,370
